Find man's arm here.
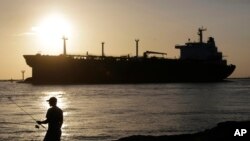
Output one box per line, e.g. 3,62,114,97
37,109,50,125
36,119,48,125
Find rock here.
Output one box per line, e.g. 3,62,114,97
115,121,250,141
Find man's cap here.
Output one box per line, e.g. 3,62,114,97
47,97,57,103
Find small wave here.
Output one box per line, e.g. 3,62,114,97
72,135,111,140
13,130,36,134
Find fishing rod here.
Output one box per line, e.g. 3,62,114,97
8,97,46,129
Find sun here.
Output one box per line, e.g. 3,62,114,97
32,14,72,55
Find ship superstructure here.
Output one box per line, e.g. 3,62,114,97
176,28,224,63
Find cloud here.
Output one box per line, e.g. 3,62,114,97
210,0,250,4
14,32,36,37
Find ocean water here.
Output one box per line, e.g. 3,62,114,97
0,79,250,141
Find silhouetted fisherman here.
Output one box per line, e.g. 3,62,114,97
37,97,63,141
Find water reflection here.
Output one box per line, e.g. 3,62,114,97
2,80,249,141
42,91,66,109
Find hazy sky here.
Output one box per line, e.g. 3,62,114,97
0,0,250,79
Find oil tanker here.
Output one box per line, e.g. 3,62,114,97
23,28,235,84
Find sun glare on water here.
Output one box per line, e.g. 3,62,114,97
32,14,72,55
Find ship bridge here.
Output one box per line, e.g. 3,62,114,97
175,28,224,63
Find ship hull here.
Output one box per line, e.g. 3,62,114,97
24,55,236,84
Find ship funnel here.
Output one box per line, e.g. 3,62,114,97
135,39,140,57
62,36,68,55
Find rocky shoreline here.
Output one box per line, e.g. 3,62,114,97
115,121,250,141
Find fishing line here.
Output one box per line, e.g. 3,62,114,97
8,97,46,129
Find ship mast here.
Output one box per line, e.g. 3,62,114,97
198,27,206,43
102,42,105,57
135,39,140,58
62,36,68,55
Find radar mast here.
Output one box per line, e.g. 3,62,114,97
198,27,206,43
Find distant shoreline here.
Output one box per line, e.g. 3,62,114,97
228,77,250,79
0,79,21,81
0,77,249,82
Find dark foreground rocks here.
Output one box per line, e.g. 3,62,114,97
116,121,250,141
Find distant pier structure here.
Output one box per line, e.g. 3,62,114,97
62,36,68,55
21,70,25,81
